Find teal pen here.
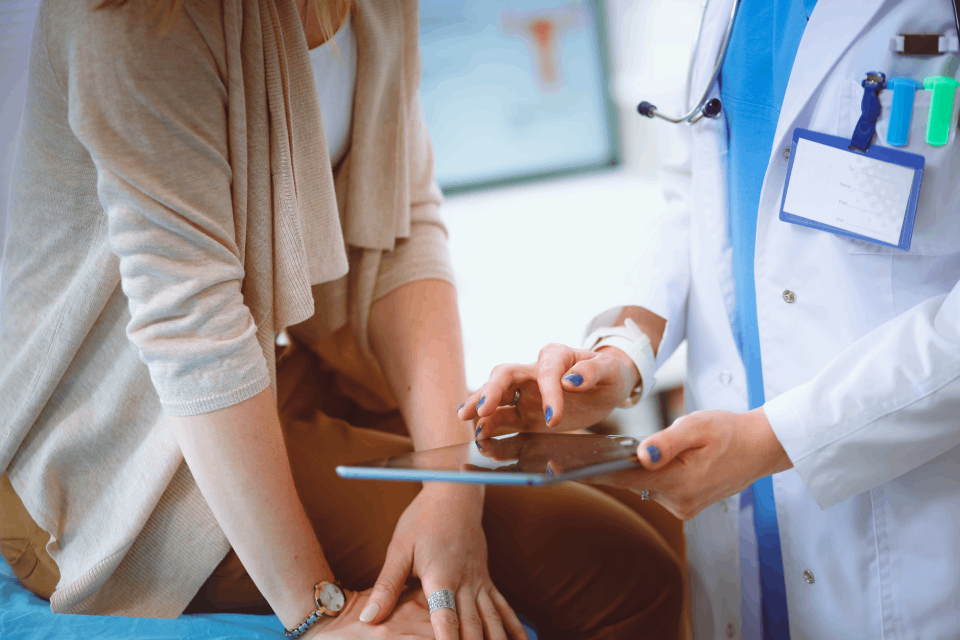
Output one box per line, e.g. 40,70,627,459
886,78,922,147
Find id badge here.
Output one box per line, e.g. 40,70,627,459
779,128,924,251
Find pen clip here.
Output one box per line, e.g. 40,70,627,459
923,75,960,146
886,77,923,147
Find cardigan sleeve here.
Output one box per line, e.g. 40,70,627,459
372,79,455,301
54,1,269,416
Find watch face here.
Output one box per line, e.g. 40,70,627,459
317,583,345,614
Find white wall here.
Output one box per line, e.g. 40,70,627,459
605,0,702,176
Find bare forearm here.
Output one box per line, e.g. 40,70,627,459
368,279,474,451
168,387,331,631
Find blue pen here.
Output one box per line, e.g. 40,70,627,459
886,77,923,147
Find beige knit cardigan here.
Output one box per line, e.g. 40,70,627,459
0,0,452,617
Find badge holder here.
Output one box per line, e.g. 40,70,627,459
778,72,925,251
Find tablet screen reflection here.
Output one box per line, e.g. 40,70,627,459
364,432,640,477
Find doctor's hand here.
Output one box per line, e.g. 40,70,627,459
591,408,793,520
459,343,639,438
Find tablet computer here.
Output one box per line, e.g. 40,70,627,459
336,432,644,486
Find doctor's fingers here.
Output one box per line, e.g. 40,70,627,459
458,364,537,421
559,350,628,393
636,411,712,470
584,464,709,520
474,403,527,439
535,343,598,427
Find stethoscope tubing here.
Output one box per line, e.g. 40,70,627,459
639,0,741,124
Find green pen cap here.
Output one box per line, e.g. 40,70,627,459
923,75,960,146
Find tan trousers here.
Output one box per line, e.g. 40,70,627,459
1,336,687,639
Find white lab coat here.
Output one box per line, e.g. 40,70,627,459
619,0,960,638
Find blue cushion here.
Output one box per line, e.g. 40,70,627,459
0,559,537,639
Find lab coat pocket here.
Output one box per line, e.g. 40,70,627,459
836,79,960,256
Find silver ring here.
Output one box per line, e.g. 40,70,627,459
640,489,650,501
509,389,521,407
428,589,457,614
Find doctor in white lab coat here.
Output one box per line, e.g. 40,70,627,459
461,0,960,638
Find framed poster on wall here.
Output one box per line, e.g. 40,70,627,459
419,1,620,192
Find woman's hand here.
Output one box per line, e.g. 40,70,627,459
588,408,794,520
303,588,435,639
459,343,639,438
360,484,528,640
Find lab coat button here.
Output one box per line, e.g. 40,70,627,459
782,290,796,303
719,370,733,385
782,146,791,161
803,570,815,584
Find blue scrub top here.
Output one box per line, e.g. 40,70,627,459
720,0,817,410
721,3,818,638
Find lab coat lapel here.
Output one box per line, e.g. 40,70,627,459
772,0,885,147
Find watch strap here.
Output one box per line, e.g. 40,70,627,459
582,318,656,406
284,581,344,639
285,609,325,640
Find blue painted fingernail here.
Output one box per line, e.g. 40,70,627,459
458,402,465,413
563,373,584,387
647,445,661,464
546,465,554,477
476,441,483,451
545,406,553,424
477,396,486,409
475,426,483,439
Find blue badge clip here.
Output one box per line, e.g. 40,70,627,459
886,77,922,147
849,71,886,153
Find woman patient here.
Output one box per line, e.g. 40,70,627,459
0,1,684,638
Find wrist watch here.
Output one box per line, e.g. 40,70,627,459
582,318,657,407
284,581,347,639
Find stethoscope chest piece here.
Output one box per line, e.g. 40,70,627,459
636,0,741,125
637,97,722,123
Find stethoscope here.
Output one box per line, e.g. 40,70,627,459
636,0,741,125
636,0,960,126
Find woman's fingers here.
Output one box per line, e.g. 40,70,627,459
456,588,485,640
361,538,413,624
489,589,529,640
476,589,507,640
419,579,461,640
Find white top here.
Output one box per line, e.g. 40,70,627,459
309,13,356,168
